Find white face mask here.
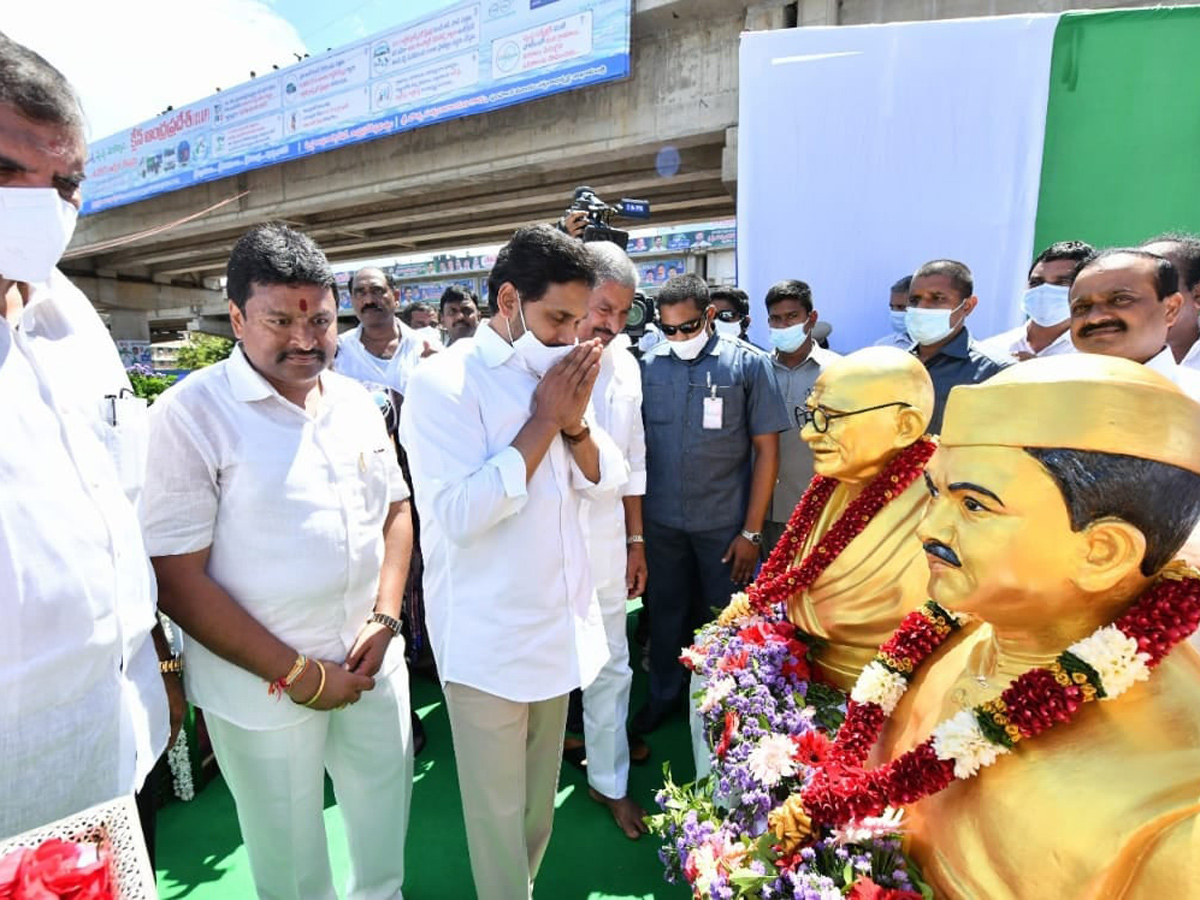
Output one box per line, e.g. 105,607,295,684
769,320,810,353
670,323,711,361
889,310,910,336
0,187,79,284
905,302,964,346
714,319,742,339
506,299,575,377
1021,283,1071,327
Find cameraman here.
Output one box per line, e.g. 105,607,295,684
557,209,589,240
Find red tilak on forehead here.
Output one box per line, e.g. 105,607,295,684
299,299,308,312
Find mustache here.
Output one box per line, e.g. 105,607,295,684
360,302,386,312
922,539,962,568
1079,319,1126,338
276,349,326,363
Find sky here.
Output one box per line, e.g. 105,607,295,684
6,0,458,140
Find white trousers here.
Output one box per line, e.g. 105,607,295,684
443,683,568,900
582,588,633,799
205,665,413,900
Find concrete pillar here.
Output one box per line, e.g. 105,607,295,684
797,0,840,26
722,126,739,202
107,309,151,343
746,1,792,31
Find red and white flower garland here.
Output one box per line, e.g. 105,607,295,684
769,562,1200,848
747,436,938,616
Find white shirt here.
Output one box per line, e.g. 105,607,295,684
334,320,440,396
398,326,623,702
979,322,1075,360
1,270,167,838
1144,346,1200,402
873,331,913,350
141,346,409,730
584,334,645,597
1181,339,1200,372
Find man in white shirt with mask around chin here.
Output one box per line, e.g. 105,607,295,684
399,225,623,900
980,240,1095,362
0,34,172,841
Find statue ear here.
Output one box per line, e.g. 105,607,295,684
1071,517,1148,593
893,406,928,446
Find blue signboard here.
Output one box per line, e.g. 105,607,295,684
82,0,633,214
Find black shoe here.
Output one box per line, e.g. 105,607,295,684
632,700,675,735
412,711,427,757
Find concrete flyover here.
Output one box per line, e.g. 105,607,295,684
62,0,1189,340
64,0,789,337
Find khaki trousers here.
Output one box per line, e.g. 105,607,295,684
443,683,568,900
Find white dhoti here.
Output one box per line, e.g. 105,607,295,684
582,588,634,799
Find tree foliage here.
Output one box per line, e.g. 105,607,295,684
176,333,234,370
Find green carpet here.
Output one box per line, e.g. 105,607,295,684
154,606,694,899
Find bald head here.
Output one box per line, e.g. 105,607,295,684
818,347,935,430
803,347,935,482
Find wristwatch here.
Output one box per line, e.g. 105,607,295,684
369,611,402,636
562,420,590,445
740,529,763,546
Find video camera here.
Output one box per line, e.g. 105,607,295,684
567,185,651,251
623,290,655,355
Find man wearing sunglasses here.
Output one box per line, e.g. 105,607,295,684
635,275,791,734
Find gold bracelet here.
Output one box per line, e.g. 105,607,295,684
302,660,327,708
159,657,183,675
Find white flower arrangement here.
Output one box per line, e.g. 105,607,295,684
849,661,909,715
745,734,800,787
698,676,737,713
1067,626,1152,699
167,728,195,802
680,646,708,670
830,807,906,847
931,709,1011,778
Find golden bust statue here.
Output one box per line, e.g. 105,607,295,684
876,355,1200,898
755,347,936,690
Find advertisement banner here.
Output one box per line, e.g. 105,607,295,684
82,0,633,214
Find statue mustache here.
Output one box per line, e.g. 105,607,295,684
922,540,962,568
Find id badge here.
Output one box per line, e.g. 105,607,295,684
702,396,724,429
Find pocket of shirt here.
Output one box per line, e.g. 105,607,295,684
355,444,393,521
644,383,674,425
97,395,149,501
688,382,745,435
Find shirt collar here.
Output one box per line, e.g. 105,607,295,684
475,321,518,369
226,343,287,403
602,332,631,359
772,342,836,370
912,325,972,360
1144,346,1180,382
1182,339,1200,369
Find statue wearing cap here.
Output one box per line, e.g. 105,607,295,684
859,355,1200,898
729,347,938,690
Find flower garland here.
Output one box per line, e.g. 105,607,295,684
767,563,1200,851
747,437,937,616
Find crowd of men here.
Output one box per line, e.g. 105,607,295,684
8,26,1200,900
